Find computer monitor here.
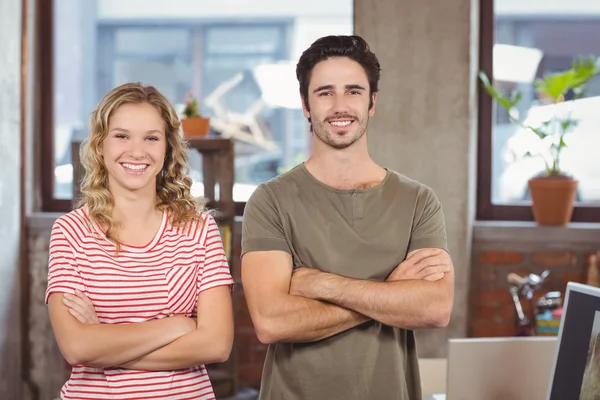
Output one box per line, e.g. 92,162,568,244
547,282,600,400
445,336,557,400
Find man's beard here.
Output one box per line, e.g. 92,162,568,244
311,113,368,150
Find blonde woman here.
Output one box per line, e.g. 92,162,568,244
46,83,234,399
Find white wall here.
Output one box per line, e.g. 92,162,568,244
0,0,23,397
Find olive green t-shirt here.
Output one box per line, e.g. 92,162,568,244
241,163,448,400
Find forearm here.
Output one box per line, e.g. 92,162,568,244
119,326,231,371
314,274,454,329
254,294,369,344
73,317,190,368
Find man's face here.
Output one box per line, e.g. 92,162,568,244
302,57,376,150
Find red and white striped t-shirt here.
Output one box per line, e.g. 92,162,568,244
45,207,234,400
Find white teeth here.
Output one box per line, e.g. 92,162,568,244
330,121,352,127
122,163,148,171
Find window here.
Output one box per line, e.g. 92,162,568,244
477,0,600,221
40,0,354,213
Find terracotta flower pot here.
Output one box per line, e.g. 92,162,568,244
528,176,578,226
181,117,210,137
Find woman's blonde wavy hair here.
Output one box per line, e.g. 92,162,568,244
78,82,206,248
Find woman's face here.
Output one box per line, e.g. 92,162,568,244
99,102,168,196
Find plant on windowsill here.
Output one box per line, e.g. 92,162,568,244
479,56,600,226
181,92,210,137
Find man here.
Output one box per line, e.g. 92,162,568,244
241,35,454,400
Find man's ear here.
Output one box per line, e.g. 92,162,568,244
369,92,377,117
301,95,310,119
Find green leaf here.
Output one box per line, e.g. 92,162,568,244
534,56,600,101
558,136,568,148
526,126,548,140
560,119,578,133
478,71,522,112
534,71,574,101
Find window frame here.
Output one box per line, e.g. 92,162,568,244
476,0,600,222
39,0,70,212
38,0,297,216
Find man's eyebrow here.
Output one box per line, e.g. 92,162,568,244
312,84,367,93
346,84,366,91
313,84,335,93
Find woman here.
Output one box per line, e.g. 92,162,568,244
46,82,234,399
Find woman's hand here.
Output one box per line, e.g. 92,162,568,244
63,290,100,324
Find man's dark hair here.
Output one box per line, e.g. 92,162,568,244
295,35,381,111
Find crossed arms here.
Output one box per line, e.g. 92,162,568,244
47,285,233,370
241,247,454,345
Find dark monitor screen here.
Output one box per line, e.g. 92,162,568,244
548,282,600,400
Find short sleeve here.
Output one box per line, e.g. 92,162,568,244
407,186,449,254
198,214,234,293
241,184,291,256
45,221,85,304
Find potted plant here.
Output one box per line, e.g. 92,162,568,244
479,56,599,225
181,92,210,137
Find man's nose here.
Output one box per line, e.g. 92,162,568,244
331,95,350,114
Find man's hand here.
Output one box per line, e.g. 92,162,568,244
289,267,329,298
388,248,452,282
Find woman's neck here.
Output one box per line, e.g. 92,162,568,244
112,195,160,226
109,182,161,226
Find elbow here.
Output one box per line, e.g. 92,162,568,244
431,308,452,328
428,298,453,329
201,324,234,364
255,323,277,345
62,350,82,367
213,335,234,363
426,279,454,328
253,316,281,345
59,334,111,368
60,340,93,366
210,346,232,364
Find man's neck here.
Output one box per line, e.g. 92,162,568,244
305,139,385,190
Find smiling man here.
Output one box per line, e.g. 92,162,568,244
241,35,455,400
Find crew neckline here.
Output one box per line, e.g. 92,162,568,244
298,162,392,194
84,207,168,252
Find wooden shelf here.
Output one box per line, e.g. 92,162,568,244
185,136,238,398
